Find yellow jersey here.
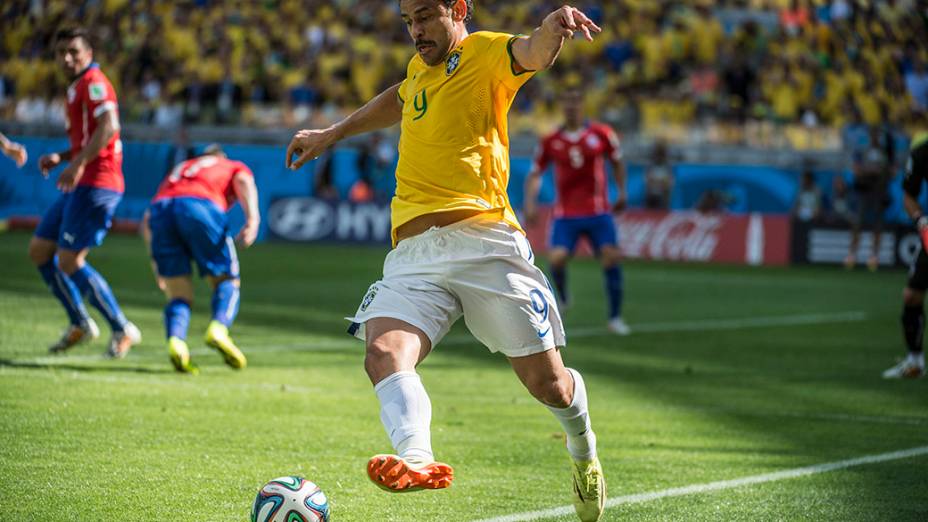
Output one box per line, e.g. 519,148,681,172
392,31,535,245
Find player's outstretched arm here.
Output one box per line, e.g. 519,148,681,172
287,83,403,171
0,132,28,168
610,157,628,213
524,167,544,225
511,5,602,72
233,171,261,248
57,110,119,191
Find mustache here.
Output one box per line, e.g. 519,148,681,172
415,40,436,47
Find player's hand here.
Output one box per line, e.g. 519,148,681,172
38,153,62,178
4,142,27,168
542,5,602,42
612,196,627,215
57,161,85,192
236,220,260,248
286,128,337,171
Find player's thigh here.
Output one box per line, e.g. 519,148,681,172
149,203,193,278
59,187,121,251
587,214,619,255
175,199,238,278
453,255,566,358
33,192,69,246
163,276,195,302
28,236,58,265
549,218,580,255
363,317,433,383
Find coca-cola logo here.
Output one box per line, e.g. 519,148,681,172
620,213,722,261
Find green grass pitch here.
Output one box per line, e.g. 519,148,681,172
0,230,925,521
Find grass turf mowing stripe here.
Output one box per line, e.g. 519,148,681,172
473,445,928,522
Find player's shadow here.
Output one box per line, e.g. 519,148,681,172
0,357,174,375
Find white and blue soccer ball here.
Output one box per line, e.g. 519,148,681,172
251,476,330,522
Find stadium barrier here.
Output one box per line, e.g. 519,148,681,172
790,221,918,269
264,197,791,267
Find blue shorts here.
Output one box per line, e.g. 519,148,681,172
35,186,122,251
550,214,618,254
149,197,239,278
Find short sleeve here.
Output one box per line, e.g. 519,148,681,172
397,78,408,104
484,32,536,92
532,139,551,174
234,161,254,178
87,76,118,119
600,125,623,162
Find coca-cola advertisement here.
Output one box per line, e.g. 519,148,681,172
525,209,791,266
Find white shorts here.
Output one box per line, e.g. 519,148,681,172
347,216,566,358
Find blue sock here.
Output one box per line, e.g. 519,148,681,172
69,264,128,331
212,279,240,327
164,298,192,340
551,265,569,305
604,265,623,319
37,260,89,325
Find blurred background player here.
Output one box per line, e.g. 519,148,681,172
524,89,630,335
29,27,140,357
0,132,27,167
845,126,893,271
887,126,928,379
287,2,606,520
146,144,258,374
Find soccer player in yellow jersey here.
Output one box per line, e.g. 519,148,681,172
287,2,605,520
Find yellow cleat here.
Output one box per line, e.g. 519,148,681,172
571,457,606,522
204,320,247,369
168,336,198,375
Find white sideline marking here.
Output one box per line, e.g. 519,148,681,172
473,446,928,522
565,311,868,338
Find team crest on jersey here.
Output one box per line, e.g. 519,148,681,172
586,134,601,149
89,82,106,101
446,51,462,76
360,286,379,312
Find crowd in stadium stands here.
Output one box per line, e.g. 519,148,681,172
0,1,926,150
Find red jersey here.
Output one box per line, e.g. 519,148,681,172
66,63,124,192
153,155,253,212
533,123,622,218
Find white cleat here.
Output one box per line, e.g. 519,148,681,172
49,318,100,353
882,358,925,379
106,322,142,359
607,317,631,336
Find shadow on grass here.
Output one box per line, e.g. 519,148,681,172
0,358,174,375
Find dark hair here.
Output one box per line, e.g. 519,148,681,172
401,0,474,22
55,27,93,49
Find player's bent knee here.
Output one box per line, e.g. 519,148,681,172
599,246,621,266
56,249,87,275
207,274,239,289
27,238,56,266
524,372,572,408
903,287,925,307
549,249,570,268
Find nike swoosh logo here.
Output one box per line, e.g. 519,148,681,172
537,328,550,338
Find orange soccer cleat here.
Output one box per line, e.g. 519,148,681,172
366,454,453,493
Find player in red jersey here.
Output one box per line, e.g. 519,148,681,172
0,132,27,167
524,89,630,335
29,27,141,357
146,145,259,373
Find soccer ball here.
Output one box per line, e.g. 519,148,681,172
251,476,330,522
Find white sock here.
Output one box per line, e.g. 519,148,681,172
374,371,433,463
547,368,597,461
908,352,925,367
